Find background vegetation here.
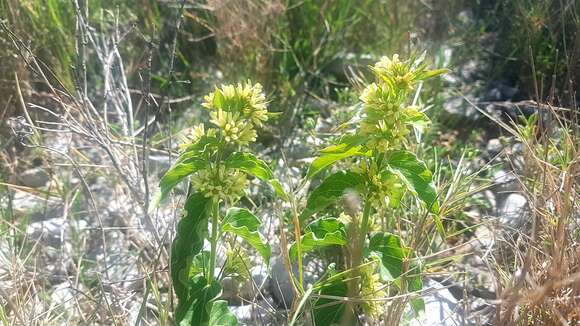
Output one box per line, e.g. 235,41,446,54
0,0,578,325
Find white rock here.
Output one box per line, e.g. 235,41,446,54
409,279,461,326
50,282,75,312
486,138,502,156
229,304,273,325
26,218,88,246
499,193,527,226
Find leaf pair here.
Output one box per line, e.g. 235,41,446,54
159,151,287,203
171,194,237,325
368,232,424,315
303,149,440,224
289,217,347,259
176,275,237,326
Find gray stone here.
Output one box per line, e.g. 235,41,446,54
229,303,274,325
486,138,502,157
443,97,479,122
239,265,269,300
26,218,88,247
18,167,50,188
498,193,527,226
409,279,462,326
270,255,296,308
491,169,519,201
50,282,76,312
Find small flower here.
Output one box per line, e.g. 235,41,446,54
372,54,416,92
356,161,404,208
201,81,268,146
210,109,257,145
190,166,248,202
360,258,386,318
190,123,206,143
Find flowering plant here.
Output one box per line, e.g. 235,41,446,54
158,81,285,325
291,54,446,324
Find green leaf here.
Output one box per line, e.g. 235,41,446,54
319,134,367,154
176,275,222,325
378,170,405,208
159,157,206,202
312,265,349,326
301,171,365,222
307,140,369,179
189,251,211,277
369,233,423,300
226,152,288,200
208,300,238,326
386,150,443,235
369,232,408,282
171,193,211,303
289,217,347,259
222,207,271,264
418,68,449,80
401,108,430,127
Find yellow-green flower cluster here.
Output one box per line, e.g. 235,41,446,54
359,55,432,151
371,54,418,93
360,259,387,318
356,161,404,208
202,81,268,146
190,166,248,203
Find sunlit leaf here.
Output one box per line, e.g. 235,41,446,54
307,142,369,179
226,152,288,200
171,193,211,303
289,217,347,259
222,207,271,264
369,232,408,282
159,157,206,202
385,150,443,235
369,232,423,306
208,300,238,326
301,171,365,222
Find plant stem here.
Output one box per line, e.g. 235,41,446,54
343,198,372,324
360,199,372,249
208,199,220,281
292,213,304,292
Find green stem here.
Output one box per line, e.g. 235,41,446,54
208,199,220,281
360,199,372,250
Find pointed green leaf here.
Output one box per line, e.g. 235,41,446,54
401,108,430,127
176,275,222,325
386,150,439,213
171,193,211,303
289,217,347,259
301,171,365,222
222,207,271,263
208,300,238,326
312,265,348,326
226,152,288,200
159,158,207,202
369,232,423,301
369,232,408,282
307,136,370,178
319,134,368,154
418,68,449,80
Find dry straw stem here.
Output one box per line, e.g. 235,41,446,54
0,7,177,323
467,93,579,325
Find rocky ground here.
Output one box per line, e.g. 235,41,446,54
0,32,561,324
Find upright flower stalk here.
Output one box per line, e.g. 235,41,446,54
300,54,446,323
160,81,285,325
